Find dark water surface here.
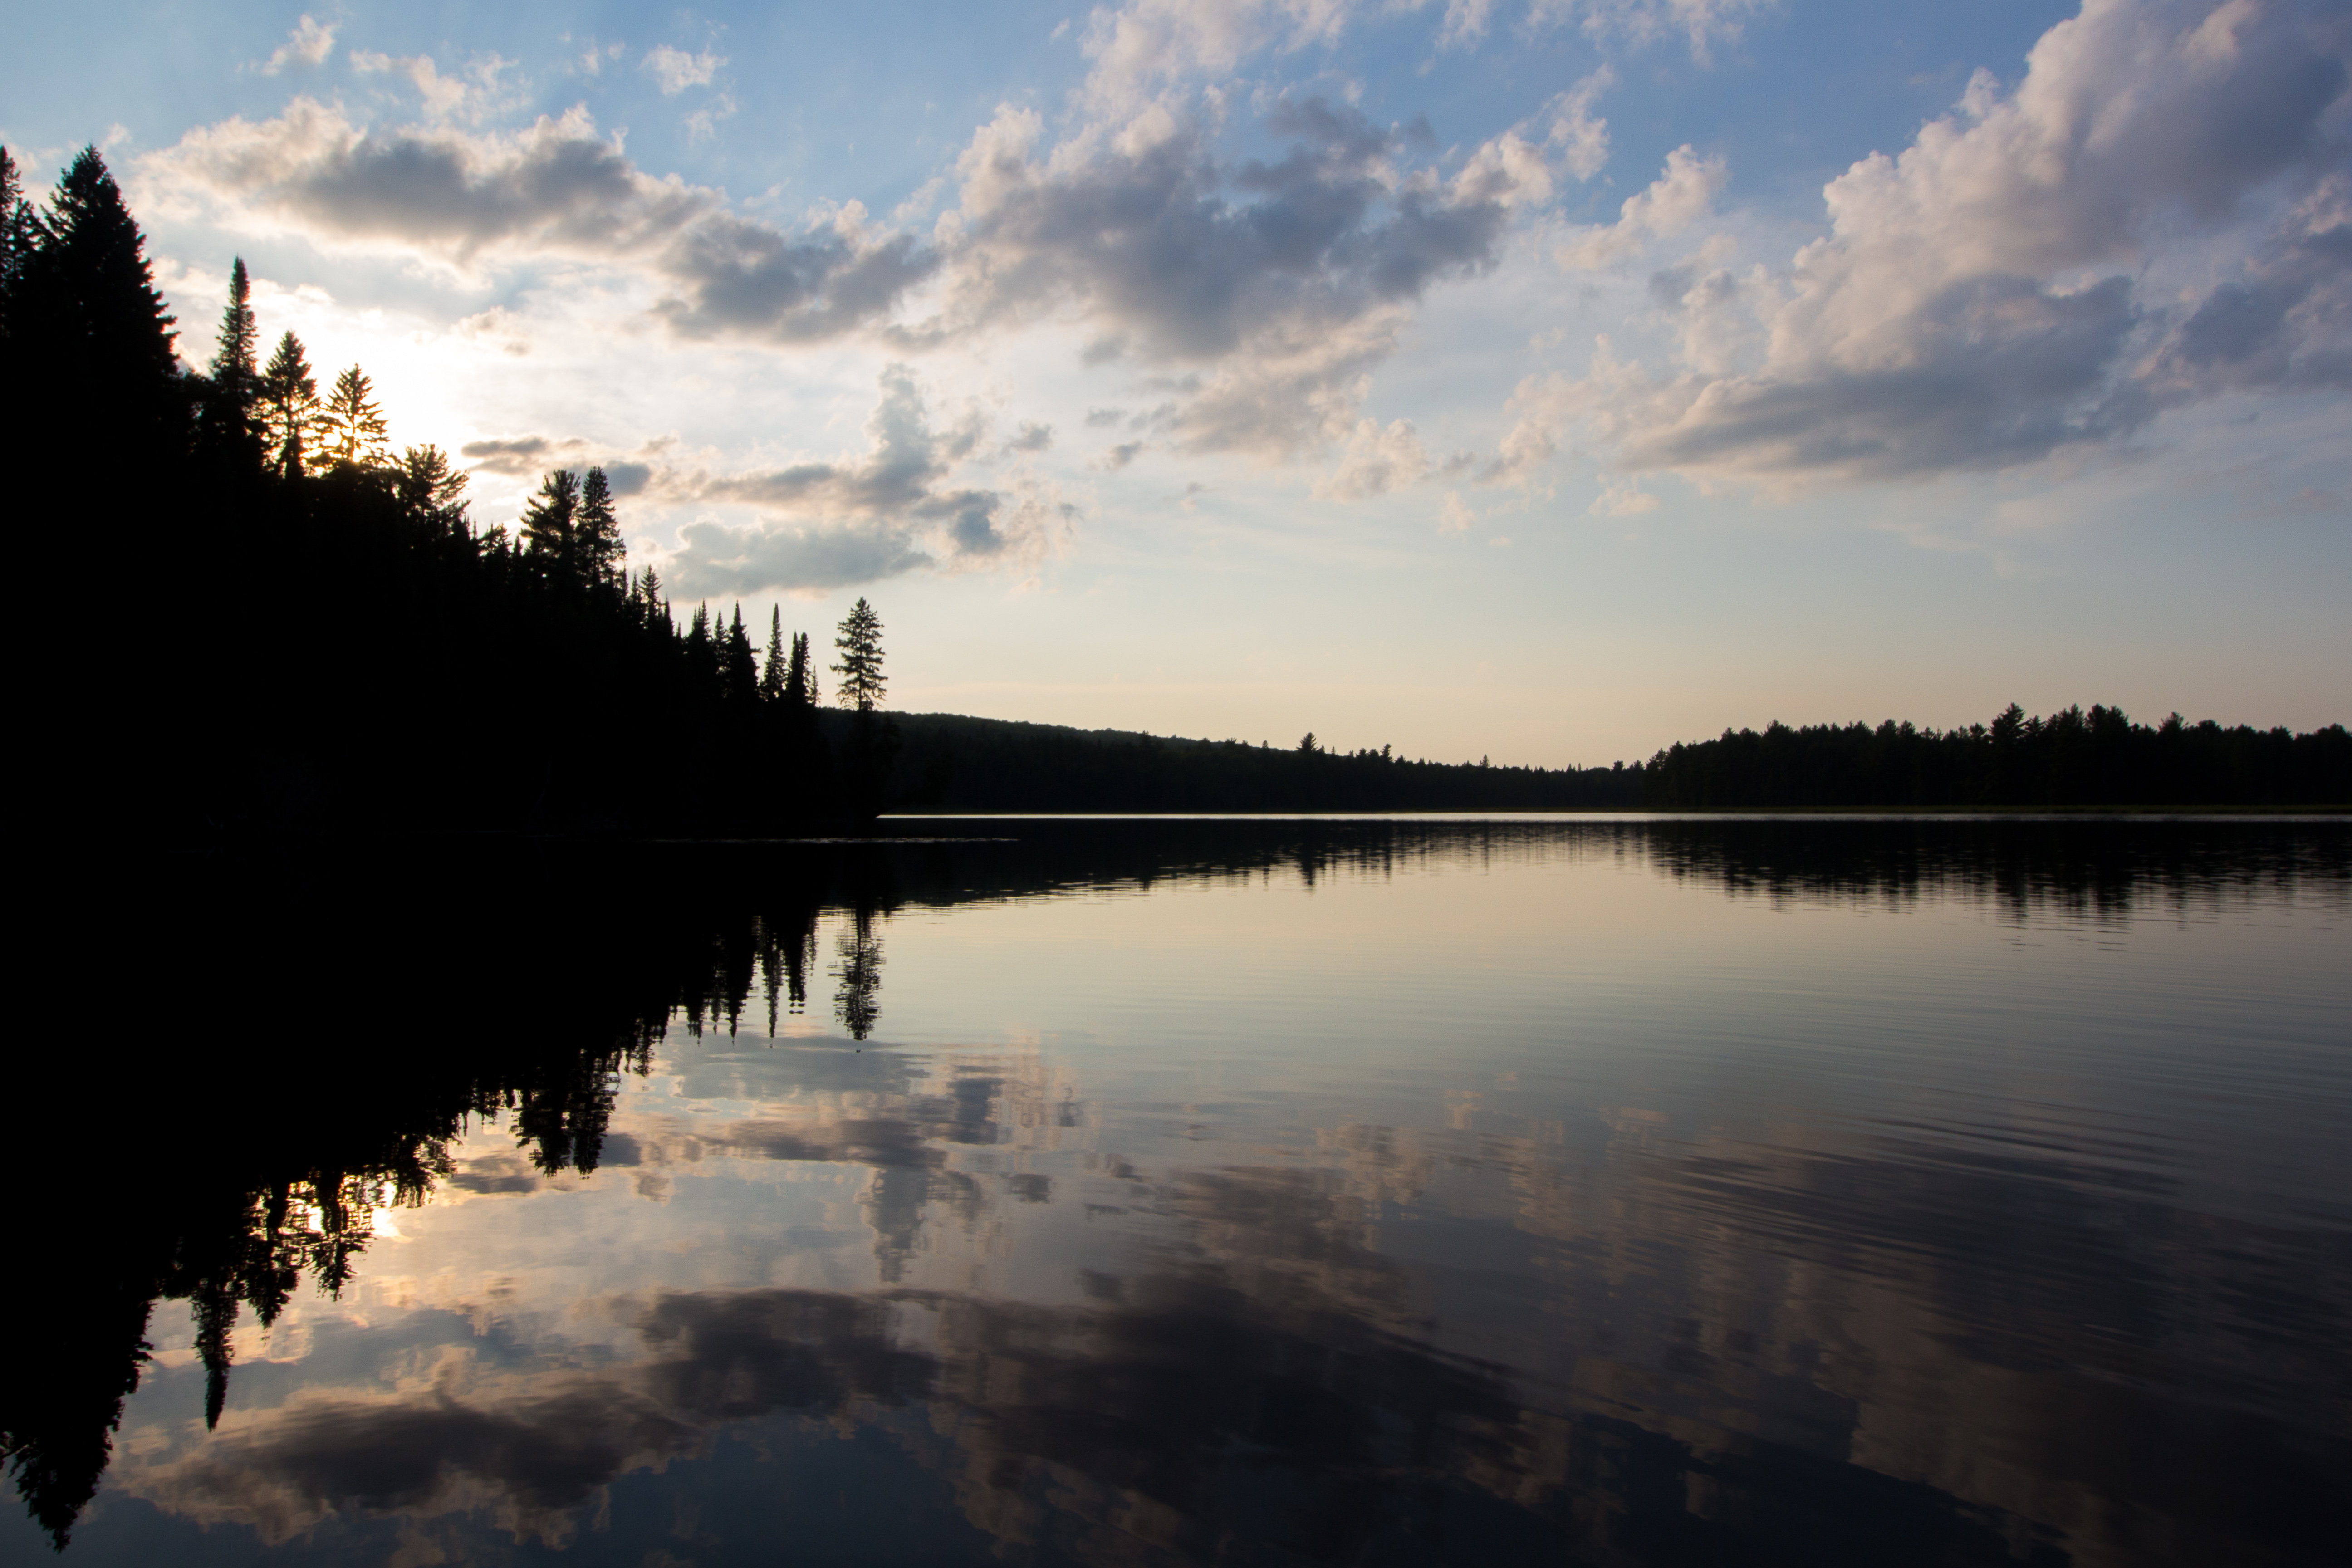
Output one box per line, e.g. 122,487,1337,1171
7,818,2347,1566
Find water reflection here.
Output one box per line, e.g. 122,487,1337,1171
7,819,2347,1565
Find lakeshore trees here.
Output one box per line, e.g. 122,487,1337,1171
2,142,860,834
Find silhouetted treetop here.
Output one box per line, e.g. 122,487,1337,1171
833,598,885,712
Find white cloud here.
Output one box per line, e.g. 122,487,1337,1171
137,102,936,342
1077,0,1354,119
1527,0,1776,65
1506,0,2352,490
1555,143,1725,268
1589,479,1659,515
657,366,1076,594
1437,0,1495,52
642,46,726,95
1541,66,1614,182
1438,490,1475,531
936,94,1537,455
1316,417,1431,499
259,15,335,75
351,53,515,123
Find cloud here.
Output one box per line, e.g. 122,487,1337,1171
657,366,1076,594
1555,143,1725,268
1590,479,1660,514
1508,0,2352,490
138,102,937,342
1541,66,1615,182
1006,421,1054,452
1526,0,1776,65
1438,490,1475,531
1315,417,1431,499
258,15,335,75
458,435,592,476
1075,0,1352,120
939,95,1543,455
351,52,515,123
642,46,725,95
1437,0,1496,51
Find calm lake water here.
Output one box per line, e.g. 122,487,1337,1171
8,817,2347,1566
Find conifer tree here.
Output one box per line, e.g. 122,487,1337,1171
760,606,787,703
575,466,623,587
319,364,390,469
394,444,469,533
784,631,809,706
198,258,261,466
639,566,664,625
832,598,886,711
800,632,819,706
724,604,760,706
15,147,184,463
519,468,580,574
0,147,43,340
258,331,321,478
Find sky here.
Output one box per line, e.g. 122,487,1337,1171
5,0,2347,766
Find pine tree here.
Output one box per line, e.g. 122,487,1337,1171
394,444,469,533
14,147,184,463
685,602,717,691
319,364,390,470
639,566,665,627
784,631,809,706
258,331,321,478
519,468,580,575
0,146,44,341
832,598,886,711
799,633,819,706
724,604,760,706
198,258,261,466
760,607,787,703
575,466,622,587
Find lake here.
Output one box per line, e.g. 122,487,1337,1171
6,817,2346,1566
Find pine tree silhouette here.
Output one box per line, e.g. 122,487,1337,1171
15,147,184,465
394,444,470,533
0,147,44,343
833,598,886,711
319,364,390,470
784,630,811,707
520,468,581,575
259,331,321,478
198,258,261,467
576,466,622,587
724,604,760,706
760,606,787,703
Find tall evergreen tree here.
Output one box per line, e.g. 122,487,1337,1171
197,259,261,467
575,467,622,587
318,364,390,470
519,468,581,574
14,147,184,465
832,598,886,711
0,147,43,343
760,607,787,703
258,331,321,478
723,605,760,706
795,632,818,707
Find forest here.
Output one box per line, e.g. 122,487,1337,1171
3,143,2342,826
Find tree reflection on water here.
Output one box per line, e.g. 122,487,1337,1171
5,820,2345,1563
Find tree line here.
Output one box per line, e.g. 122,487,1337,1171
1639,704,2350,809
5,143,2338,827
3,144,897,835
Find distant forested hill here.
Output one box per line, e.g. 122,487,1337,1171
1637,706,2350,810
835,712,1646,813
845,706,2350,815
